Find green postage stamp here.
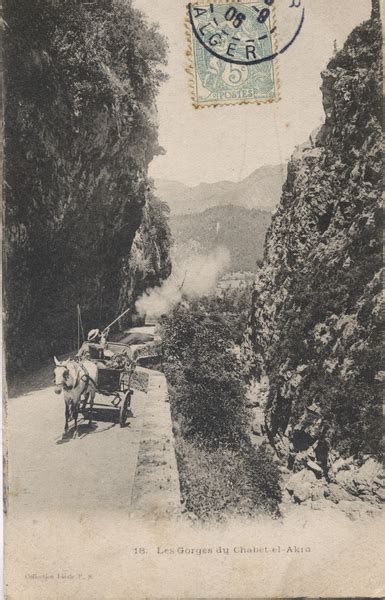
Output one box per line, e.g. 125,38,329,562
186,0,280,108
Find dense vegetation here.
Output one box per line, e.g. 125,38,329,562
160,289,281,520
170,205,271,272
5,0,171,372
246,10,383,470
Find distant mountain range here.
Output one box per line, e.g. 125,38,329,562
170,205,271,273
154,163,286,215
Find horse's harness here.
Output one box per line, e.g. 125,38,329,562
57,361,97,391
78,361,97,389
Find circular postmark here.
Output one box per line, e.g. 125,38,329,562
188,1,305,67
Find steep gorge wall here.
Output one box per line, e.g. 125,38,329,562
4,0,171,373
245,8,382,474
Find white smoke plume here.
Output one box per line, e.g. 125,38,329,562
135,246,230,319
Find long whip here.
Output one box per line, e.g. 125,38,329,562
77,304,85,350
79,305,85,342
77,305,80,351
102,306,131,335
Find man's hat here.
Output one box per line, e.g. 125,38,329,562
87,329,100,341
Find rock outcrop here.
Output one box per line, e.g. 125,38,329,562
245,5,383,502
4,0,171,373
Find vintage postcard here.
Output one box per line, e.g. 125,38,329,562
2,0,384,598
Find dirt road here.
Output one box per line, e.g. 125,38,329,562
6,370,147,516
4,366,385,600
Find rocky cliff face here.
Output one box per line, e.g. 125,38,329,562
245,8,383,492
118,196,172,318
4,0,171,373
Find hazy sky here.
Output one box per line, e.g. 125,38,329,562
135,0,371,186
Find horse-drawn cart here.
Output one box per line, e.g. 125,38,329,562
54,308,149,435
79,341,136,428
83,367,133,427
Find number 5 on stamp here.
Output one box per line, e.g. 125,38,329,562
186,0,280,108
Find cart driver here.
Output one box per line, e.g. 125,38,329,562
77,328,114,362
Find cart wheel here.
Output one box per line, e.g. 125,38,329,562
119,391,131,427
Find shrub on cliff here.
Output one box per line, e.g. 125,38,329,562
160,297,281,519
204,282,254,345
161,298,248,447
175,439,281,520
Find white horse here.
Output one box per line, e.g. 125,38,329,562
53,357,97,437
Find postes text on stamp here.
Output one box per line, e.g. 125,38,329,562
186,0,279,108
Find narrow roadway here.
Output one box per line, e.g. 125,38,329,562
7,366,147,516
